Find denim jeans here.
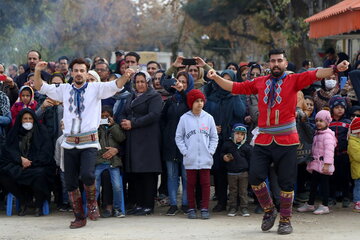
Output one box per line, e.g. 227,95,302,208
166,161,188,206
95,164,123,210
60,170,69,204
354,179,360,202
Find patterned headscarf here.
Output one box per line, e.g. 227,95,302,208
0,91,10,116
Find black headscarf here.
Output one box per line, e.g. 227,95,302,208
6,108,44,152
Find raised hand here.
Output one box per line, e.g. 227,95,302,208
35,61,48,71
173,56,185,68
336,60,349,72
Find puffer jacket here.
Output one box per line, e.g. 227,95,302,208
307,128,337,175
348,135,360,179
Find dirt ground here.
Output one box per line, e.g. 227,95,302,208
0,200,359,240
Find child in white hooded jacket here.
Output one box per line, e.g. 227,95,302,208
175,89,218,220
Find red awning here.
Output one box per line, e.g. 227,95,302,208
305,0,360,38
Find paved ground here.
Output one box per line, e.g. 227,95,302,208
0,201,359,240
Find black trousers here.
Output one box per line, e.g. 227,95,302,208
0,174,47,208
308,171,330,206
297,162,311,193
330,154,351,199
64,148,97,191
249,142,298,192
133,173,157,209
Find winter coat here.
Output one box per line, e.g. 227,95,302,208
307,128,337,175
175,110,218,170
96,124,126,168
121,88,163,173
0,81,19,106
348,135,360,180
329,117,351,155
221,140,252,173
161,91,189,162
161,72,194,163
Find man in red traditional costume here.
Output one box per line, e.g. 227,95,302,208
207,49,349,235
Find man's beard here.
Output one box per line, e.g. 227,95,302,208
271,67,284,78
74,76,85,85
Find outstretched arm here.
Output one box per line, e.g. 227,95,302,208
207,69,234,92
316,60,349,79
115,68,135,88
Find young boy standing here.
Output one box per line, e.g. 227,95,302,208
221,123,252,217
175,89,218,219
328,95,352,207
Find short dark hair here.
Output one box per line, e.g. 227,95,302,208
27,50,41,59
147,61,161,69
95,60,110,71
101,105,113,116
125,52,140,63
58,56,69,63
69,58,90,71
302,60,310,67
268,48,286,59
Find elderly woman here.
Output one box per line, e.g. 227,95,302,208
0,108,55,216
120,71,163,215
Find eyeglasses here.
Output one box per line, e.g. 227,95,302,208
241,74,247,77
352,114,360,118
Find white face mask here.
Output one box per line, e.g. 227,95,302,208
22,122,33,130
325,79,337,90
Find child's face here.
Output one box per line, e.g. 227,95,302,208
192,98,204,112
20,90,32,105
315,118,327,130
234,132,245,143
333,105,345,118
101,111,111,119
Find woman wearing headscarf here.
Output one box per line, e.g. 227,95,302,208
0,108,55,216
161,71,194,215
313,74,340,111
225,62,242,82
204,69,247,212
120,71,163,215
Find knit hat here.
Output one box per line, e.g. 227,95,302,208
231,123,247,147
329,95,347,110
88,70,100,82
186,89,205,109
315,110,332,125
232,123,247,133
350,117,360,134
